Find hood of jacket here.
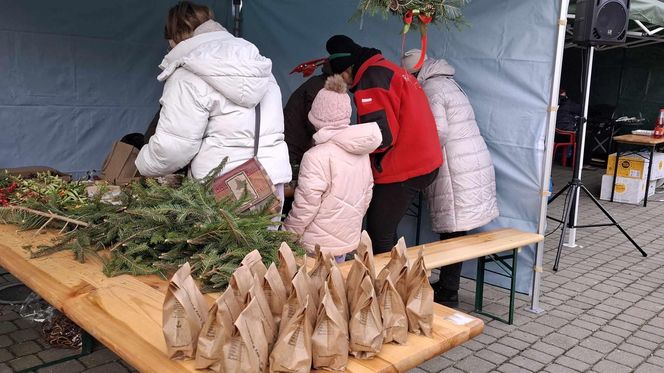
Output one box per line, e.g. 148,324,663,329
312,122,382,155
417,58,456,83
157,20,272,108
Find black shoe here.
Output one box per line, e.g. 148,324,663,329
434,289,459,308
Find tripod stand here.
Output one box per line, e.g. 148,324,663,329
547,46,646,271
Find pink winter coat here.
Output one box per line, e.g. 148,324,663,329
284,123,382,256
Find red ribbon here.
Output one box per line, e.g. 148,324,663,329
402,10,414,34
413,13,432,70
290,57,328,78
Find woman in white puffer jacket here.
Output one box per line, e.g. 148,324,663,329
403,50,499,307
136,2,291,199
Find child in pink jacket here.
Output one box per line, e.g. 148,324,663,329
283,75,382,260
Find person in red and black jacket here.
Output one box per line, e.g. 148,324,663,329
326,35,443,254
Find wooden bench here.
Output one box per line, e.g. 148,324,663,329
339,228,544,325
0,224,484,373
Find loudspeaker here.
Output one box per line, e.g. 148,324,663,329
573,0,630,46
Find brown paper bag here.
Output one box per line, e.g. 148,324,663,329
264,262,288,329
349,274,383,359
356,231,376,282
278,242,298,296
242,249,269,280
281,265,317,332
308,245,331,300
269,298,313,373
195,302,221,369
162,262,208,359
101,141,140,185
229,264,255,305
207,289,245,372
377,269,408,345
345,254,369,312
250,274,278,354
377,238,409,306
327,260,349,322
221,297,269,372
406,250,433,337
312,283,349,371
195,288,242,369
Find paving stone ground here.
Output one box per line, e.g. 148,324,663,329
0,164,662,372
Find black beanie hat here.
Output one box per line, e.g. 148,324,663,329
326,35,362,74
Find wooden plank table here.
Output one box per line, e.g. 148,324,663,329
610,134,664,207
0,224,483,373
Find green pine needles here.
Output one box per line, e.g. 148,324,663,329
1,165,300,292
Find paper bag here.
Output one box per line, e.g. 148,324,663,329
229,264,255,305
242,249,269,280
349,275,383,359
356,231,376,283
250,274,278,354
269,298,313,373
345,255,369,312
281,265,317,332
377,270,408,345
195,288,242,369
101,141,140,185
406,250,433,337
327,260,349,322
312,283,349,371
308,245,331,300
278,243,298,296
264,263,288,328
221,297,269,373
162,262,208,359
377,238,409,306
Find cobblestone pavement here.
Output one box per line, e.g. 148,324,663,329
0,165,662,372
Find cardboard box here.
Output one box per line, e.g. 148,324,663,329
600,174,656,205
606,152,664,180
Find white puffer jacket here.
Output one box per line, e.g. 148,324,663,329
136,21,291,185
418,59,499,233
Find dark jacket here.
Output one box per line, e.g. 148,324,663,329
283,67,331,174
352,54,443,184
556,96,581,131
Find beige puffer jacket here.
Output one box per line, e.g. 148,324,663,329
418,59,499,233
283,123,382,256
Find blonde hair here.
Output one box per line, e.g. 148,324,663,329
164,1,213,44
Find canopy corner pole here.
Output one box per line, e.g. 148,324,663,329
529,0,570,315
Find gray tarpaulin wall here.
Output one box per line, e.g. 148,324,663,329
0,0,563,294
244,0,562,294
0,0,230,178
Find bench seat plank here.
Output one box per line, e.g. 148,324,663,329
337,228,543,277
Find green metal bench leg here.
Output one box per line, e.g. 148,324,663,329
17,331,94,373
474,255,486,313
473,249,519,325
508,248,518,325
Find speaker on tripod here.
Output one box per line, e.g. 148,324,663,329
573,0,630,46
548,0,646,271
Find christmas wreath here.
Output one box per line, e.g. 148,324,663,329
356,0,469,70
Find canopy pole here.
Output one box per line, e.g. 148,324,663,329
233,0,242,37
528,0,570,314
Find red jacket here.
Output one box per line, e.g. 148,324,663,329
352,54,443,184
